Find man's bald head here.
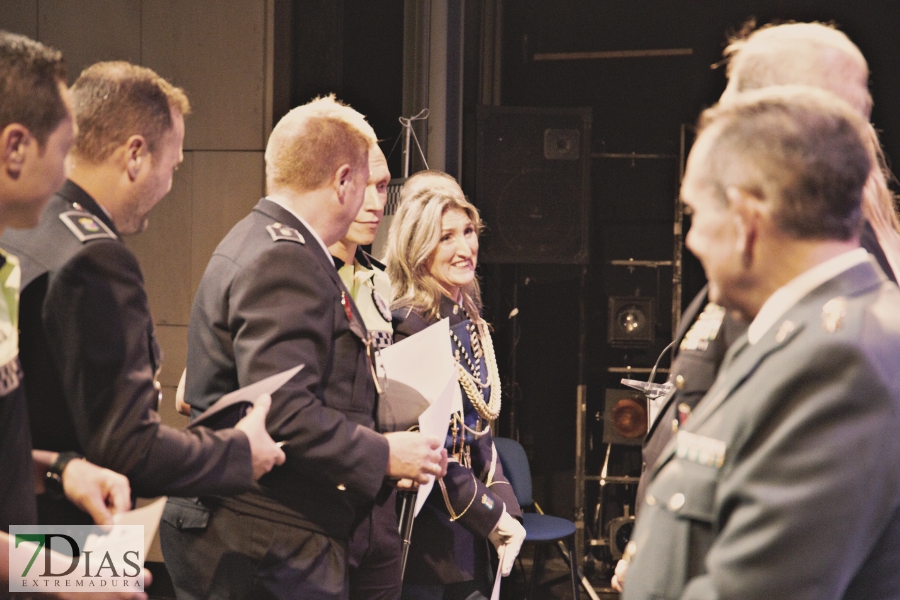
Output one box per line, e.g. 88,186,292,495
722,22,871,118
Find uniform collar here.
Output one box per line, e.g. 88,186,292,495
333,247,383,272
748,248,868,345
262,195,334,267
56,179,119,237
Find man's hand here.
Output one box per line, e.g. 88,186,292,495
61,459,132,525
395,478,419,492
235,394,286,480
611,558,628,591
488,510,526,576
384,431,447,484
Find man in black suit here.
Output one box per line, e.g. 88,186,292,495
0,61,285,527
160,95,446,600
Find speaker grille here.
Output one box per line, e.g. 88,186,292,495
476,106,591,264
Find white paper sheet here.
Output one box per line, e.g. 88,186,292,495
79,496,168,561
377,318,457,516
413,374,459,516
377,318,457,433
491,546,505,600
189,364,304,429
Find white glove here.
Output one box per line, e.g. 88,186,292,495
488,509,526,576
611,558,628,591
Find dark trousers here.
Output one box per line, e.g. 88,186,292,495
160,502,348,600
348,490,402,600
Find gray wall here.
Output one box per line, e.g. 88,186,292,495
0,0,274,429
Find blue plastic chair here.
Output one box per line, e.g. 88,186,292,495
493,437,580,600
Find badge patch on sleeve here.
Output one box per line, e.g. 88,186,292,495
481,494,495,510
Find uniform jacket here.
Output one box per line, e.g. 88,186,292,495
623,259,900,600
394,296,521,584
636,287,747,513
177,198,390,540
0,250,36,531
0,181,253,523
638,219,891,513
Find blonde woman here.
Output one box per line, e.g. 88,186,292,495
386,177,524,600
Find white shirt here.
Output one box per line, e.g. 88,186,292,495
264,196,334,267
747,248,869,345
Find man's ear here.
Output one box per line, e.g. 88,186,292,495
333,163,353,203
124,135,147,181
726,186,763,268
1,124,30,180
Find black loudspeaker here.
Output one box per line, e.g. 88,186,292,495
608,296,656,347
476,106,591,264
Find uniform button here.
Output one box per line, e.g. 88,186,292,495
675,375,685,390
641,461,646,472
671,419,679,433
668,493,685,511
176,517,184,529
645,494,656,506
337,484,347,491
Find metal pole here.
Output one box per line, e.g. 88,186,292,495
574,265,588,570
397,490,417,579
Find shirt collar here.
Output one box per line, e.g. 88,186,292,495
747,247,869,344
263,195,333,266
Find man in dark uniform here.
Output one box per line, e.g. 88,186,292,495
0,61,285,527
0,34,151,600
329,144,404,600
160,95,446,600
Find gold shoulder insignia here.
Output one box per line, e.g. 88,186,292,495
821,297,846,333
266,222,305,244
59,211,116,243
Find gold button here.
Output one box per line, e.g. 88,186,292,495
675,375,685,390
668,493,685,511
646,494,656,506
337,484,346,491
671,419,679,433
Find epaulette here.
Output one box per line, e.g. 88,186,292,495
59,210,116,243
266,222,305,244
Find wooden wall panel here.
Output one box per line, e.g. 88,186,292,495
37,0,140,82
0,2,38,39
190,151,265,296
142,0,268,151
125,153,194,326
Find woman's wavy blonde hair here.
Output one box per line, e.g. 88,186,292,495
386,184,484,321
